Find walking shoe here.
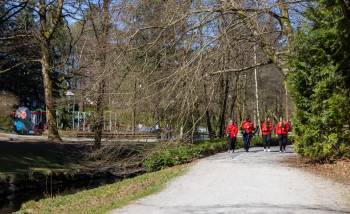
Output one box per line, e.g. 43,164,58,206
279,150,282,153
268,149,271,152
264,149,266,152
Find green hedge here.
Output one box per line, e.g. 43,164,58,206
145,136,295,172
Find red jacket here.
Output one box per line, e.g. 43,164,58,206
225,123,238,138
261,121,273,135
241,120,254,134
282,121,290,135
275,122,289,135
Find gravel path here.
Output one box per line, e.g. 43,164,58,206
112,146,350,214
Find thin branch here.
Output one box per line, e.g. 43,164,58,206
210,60,273,75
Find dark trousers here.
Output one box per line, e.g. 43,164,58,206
243,133,252,152
278,134,287,151
262,134,271,149
228,137,236,151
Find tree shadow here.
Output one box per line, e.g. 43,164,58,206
0,141,87,175
137,203,350,214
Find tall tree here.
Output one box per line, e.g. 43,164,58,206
288,0,350,160
87,0,111,148
37,0,64,142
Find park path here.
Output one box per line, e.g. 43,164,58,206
112,146,350,214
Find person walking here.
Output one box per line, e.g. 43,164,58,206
241,117,254,152
275,117,286,152
225,120,238,153
282,119,290,152
261,117,273,152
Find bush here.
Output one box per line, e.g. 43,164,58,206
144,140,227,172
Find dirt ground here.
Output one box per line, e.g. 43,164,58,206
284,156,350,186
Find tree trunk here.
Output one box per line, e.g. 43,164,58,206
242,74,248,120
132,77,137,134
278,0,293,120
94,79,105,148
38,0,64,143
41,41,61,143
218,76,229,138
284,80,289,120
93,0,111,148
339,0,350,21
203,82,214,139
205,110,214,139
230,74,239,120
253,44,261,129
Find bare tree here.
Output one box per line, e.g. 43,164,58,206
37,0,64,142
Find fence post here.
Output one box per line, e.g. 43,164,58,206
77,111,80,131
83,112,86,132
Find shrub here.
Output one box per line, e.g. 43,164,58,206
144,140,227,172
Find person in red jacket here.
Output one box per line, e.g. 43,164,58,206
275,117,288,152
282,119,290,152
261,117,273,152
225,119,238,153
241,117,255,152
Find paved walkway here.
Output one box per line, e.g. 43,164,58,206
112,146,350,214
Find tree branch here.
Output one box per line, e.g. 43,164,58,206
210,60,273,75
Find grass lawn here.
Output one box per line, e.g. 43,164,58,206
17,164,188,214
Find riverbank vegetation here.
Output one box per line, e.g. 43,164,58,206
17,164,188,214
0,140,158,202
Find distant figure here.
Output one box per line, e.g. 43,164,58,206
137,123,143,131
13,106,33,135
283,119,290,152
275,117,289,152
225,120,238,153
261,117,273,152
155,122,160,131
241,117,255,152
162,124,172,140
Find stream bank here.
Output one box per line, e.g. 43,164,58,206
0,167,144,213
0,140,156,213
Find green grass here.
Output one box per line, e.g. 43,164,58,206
16,164,188,214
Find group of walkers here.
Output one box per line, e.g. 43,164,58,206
225,117,290,153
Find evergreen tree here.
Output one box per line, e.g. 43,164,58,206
288,0,350,161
